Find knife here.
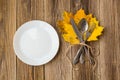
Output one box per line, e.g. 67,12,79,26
70,18,83,42
70,18,85,64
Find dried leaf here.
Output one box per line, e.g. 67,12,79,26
57,9,104,44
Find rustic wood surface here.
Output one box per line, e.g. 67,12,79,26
0,0,120,80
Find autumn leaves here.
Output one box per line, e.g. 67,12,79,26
57,9,104,44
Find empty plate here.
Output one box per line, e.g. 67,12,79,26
13,20,59,66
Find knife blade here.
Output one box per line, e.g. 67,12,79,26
70,18,83,42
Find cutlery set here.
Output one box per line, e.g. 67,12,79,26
70,18,95,64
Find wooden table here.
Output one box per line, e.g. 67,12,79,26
0,0,120,80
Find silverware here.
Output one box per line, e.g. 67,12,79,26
70,18,83,42
78,18,88,34
79,48,85,64
70,18,88,64
79,19,96,64
79,20,96,64
85,23,96,64
78,18,88,64
71,18,95,64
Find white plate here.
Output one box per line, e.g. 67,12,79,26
13,20,59,66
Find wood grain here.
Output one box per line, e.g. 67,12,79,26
0,0,16,80
16,0,44,80
44,0,72,80
99,0,120,80
31,0,44,80
0,0,120,80
16,0,33,80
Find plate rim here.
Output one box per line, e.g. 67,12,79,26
13,20,59,66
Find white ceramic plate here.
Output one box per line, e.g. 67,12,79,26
13,20,59,66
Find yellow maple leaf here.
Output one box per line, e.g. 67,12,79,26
74,9,86,24
87,18,104,41
57,9,104,44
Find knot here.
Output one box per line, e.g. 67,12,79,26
78,42,95,64
65,42,99,65
65,42,100,79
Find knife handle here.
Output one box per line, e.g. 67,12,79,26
73,45,84,64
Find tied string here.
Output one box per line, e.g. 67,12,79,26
65,42,100,74
65,42,99,63
79,42,95,64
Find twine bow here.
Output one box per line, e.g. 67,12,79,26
65,41,100,65
65,42,100,79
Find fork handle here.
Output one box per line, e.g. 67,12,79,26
73,32,90,65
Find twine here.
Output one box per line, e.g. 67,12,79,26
65,42,100,79
65,0,100,78
65,42,99,64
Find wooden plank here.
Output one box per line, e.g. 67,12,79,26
70,0,87,80
44,0,72,80
31,0,44,80
71,0,94,80
115,1,120,80
16,0,33,80
0,0,16,80
16,0,44,80
88,0,101,80
99,0,120,80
